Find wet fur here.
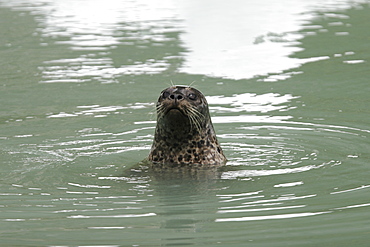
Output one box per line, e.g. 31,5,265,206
148,86,226,167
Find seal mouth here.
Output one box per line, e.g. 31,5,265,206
165,107,186,116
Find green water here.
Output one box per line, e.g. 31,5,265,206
1,1,370,246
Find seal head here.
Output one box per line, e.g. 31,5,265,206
148,85,226,167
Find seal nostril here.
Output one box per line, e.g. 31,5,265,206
170,94,175,100
177,95,183,100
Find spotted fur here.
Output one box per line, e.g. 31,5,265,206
148,85,226,167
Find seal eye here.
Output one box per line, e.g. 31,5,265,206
162,91,170,99
188,93,197,100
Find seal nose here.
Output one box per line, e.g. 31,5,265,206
169,93,184,101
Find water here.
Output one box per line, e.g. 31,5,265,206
1,0,370,246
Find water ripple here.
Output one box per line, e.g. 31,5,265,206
216,211,330,222
221,164,324,179
68,213,156,219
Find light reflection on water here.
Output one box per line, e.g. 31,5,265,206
208,93,299,113
215,211,330,222
174,0,369,79
2,0,367,83
47,103,153,118
1,0,182,83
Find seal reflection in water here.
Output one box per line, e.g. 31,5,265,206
148,85,226,167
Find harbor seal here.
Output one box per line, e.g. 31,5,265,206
148,85,226,167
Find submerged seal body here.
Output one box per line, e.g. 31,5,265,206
148,85,226,167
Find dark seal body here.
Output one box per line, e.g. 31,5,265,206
148,86,226,167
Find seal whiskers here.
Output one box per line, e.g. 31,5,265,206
185,106,203,133
155,104,166,119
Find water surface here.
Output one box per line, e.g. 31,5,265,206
1,0,370,246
